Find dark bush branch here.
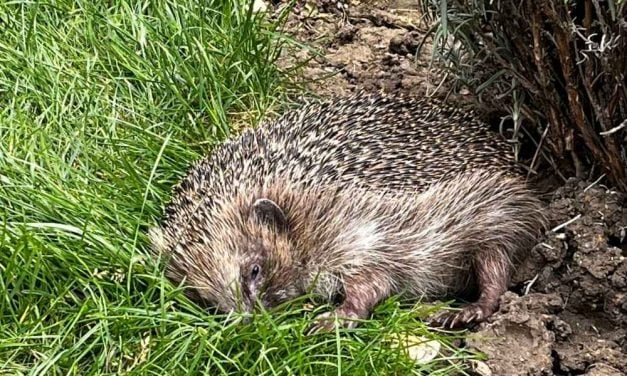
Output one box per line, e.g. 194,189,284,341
422,0,627,191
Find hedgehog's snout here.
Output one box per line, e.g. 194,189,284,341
230,263,265,315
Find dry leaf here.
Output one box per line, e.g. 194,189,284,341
389,334,441,364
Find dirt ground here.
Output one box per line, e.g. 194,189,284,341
268,1,627,375
273,0,443,97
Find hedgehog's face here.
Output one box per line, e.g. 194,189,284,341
151,197,300,317
210,198,299,315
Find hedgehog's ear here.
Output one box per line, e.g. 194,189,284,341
252,198,288,231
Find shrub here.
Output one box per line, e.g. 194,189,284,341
421,0,626,190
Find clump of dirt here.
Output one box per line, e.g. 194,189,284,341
467,292,626,375
486,178,627,375
465,292,566,376
268,1,627,375
513,178,627,327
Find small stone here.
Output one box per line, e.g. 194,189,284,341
469,360,492,376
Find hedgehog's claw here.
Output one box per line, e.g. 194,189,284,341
428,303,490,329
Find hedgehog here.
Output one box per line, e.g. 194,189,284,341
149,91,547,331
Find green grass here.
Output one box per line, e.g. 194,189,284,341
0,1,477,374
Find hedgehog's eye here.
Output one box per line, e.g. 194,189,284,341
250,264,261,281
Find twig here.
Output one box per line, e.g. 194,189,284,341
599,118,627,136
583,173,606,192
527,124,550,180
523,273,540,295
348,10,421,32
551,214,582,233
425,71,449,98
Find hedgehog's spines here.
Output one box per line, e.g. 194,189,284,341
153,92,539,328
158,90,521,253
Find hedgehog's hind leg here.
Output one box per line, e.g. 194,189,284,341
430,248,510,329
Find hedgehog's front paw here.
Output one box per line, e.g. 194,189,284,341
306,307,363,335
428,303,494,329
